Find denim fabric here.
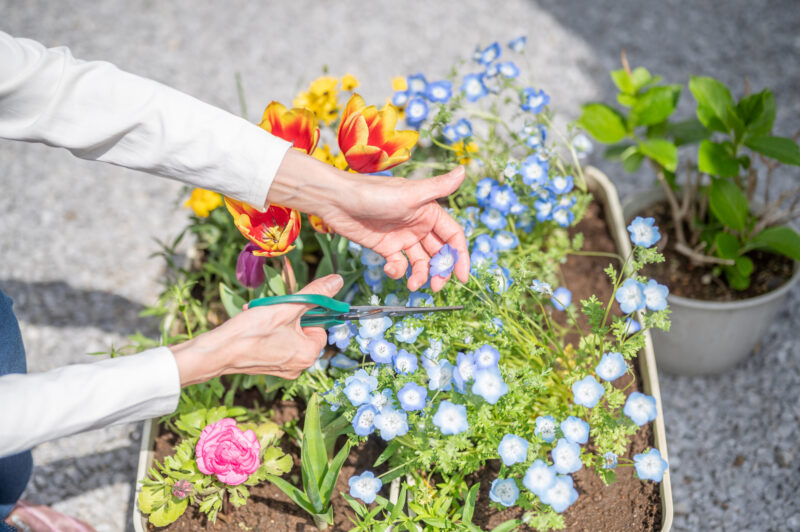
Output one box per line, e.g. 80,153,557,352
0,288,32,524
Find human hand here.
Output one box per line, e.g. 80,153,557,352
170,274,343,386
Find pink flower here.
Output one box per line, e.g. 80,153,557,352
195,418,261,486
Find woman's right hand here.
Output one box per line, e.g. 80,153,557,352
169,274,343,386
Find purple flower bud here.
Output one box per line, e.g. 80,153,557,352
236,243,267,288
172,479,193,500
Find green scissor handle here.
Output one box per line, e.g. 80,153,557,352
248,294,351,328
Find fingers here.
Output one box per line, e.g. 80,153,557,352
433,209,470,283
383,250,409,279
418,166,466,204
405,242,431,292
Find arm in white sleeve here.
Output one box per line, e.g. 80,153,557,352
0,347,181,458
0,31,292,207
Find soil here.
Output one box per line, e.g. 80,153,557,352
144,201,663,532
638,200,795,301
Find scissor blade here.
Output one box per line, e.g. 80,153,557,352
345,305,463,320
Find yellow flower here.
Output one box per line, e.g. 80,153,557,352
453,140,479,165
184,188,222,218
311,143,336,166
293,76,340,125
391,76,408,91
341,73,359,91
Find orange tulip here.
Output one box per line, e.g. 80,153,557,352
259,101,320,155
308,214,334,234
337,93,419,173
224,198,301,257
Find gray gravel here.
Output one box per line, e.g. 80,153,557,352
1,1,798,531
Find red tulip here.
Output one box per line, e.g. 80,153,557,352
224,198,301,258
259,101,320,155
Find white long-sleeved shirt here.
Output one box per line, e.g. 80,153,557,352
0,32,292,457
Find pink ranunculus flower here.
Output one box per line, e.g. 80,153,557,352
195,418,261,486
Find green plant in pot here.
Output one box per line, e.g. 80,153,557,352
576,56,800,374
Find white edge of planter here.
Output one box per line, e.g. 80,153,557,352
133,417,156,532
585,166,674,532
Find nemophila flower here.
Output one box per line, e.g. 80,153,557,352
475,177,497,207
488,317,504,336
195,418,260,486
548,175,574,196
368,337,397,364
624,392,658,426
348,240,363,254
349,471,382,504
306,351,329,373
328,322,356,350
322,383,343,411
498,434,530,466
516,210,536,233
397,382,427,411
551,438,583,474
442,124,460,144
391,90,410,108
330,353,358,370
185,188,223,218
524,125,547,150
616,278,646,314
453,351,477,392
480,208,507,231
406,73,428,96
337,94,419,173
258,101,320,155
473,344,501,369
572,376,605,408
393,349,419,375
503,161,518,179
424,358,455,392
530,279,553,295
423,338,443,361
363,267,385,289
374,408,410,441
552,206,575,228
236,243,267,289
360,248,386,268
385,293,403,307
476,41,501,64
407,291,434,310
508,36,527,52
425,80,452,103
523,459,556,497
455,118,473,138
572,133,593,159
394,319,424,344
634,448,668,482
470,249,498,273
541,475,579,513
521,155,549,187
551,287,572,311
369,389,394,412
484,63,499,78
224,199,301,258
354,334,371,354
405,97,429,128
643,279,669,311
473,234,497,255
488,267,513,294
344,378,374,407
560,417,590,445
521,87,550,113
359,316,393,339
489,185,518,215
433,400,469,435
352,404,378,436
489,478,519,507
461,73,489,101
603,451,618,469
370,294,381,306
430,244,460,278
623,317,642,335
534,198,555,222
497,61,520,79
596,352,627,381
627,216,661,248
472,368,508,404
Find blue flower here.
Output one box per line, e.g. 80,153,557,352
472,367,508,404
442,124,460,144
615,278,646,314
473,234,497,255
571,376,605,408
432,400,469,435
425,80,452,103
348,471,382,504
354,335,371,354
484,63,499,78
520,155,549,187
359,316,393,339
523,459,556,497
498,434,530,466
551,438,582,474
352,404,378,436
548,175,574,195
488,266,513,294
456,118,473,138
363,266,385,289
623,317,642,335
405,97,429,128
344,370,378,406
643,279,669,311
489,478,519,507
521,87,550,113
423,338,443,361
627,217,661,248
391,90,410,108
530,279,553,295
624,392,658,426
535,415,557,443
330,353,359,370
328,322,356,350
393,349,418,375
360,248,386,269
488,317,504,336
560,416,590,445
470,249,498,273
497,61,520,79
424,358,454,391
477,42,501,65
394,318,424,344
348,240,363,255
374,408,410,441
503,161,518,179
534,199,555,222
634,448,668,481
603,451,618,469
475,177,497,207
480,208,507,231
461,73,489,101
368,337,397,364
385,293,403,307
573,133,594,159
508,36,527,53
453,351,477,393
369,389,394,412
558,195,577,209
397,382,427,411
322,382,342,411
540,475,579,513
524,124,547,149
596,352,627,382
407,291,434,310
406,73,428,96
551,287,572,310
430,243,460,278
516,210,535,233
473,344,501,369
488,185,518,215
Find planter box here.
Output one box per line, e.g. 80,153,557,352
133,167,673,531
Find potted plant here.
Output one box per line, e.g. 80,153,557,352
129,40,673,531
576,55,800,375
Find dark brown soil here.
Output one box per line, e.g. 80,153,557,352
144,201,662,532
638,200,795,301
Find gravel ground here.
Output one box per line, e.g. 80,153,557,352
1,1,798,531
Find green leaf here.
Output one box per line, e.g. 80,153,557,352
610,69,634,94
664,118,711,146
490,519,523,532
698,140,740,177
714,232,740,259
219,283,246,318
739,89,776,138
137,484,167,514
462,483,480,524
689,75,735,131
621,148,644,173
261,446,293,476
604,143,634,161
148,497,188,527
744,136,800,166
301,394,327,496
725,266,751,290
709,178,749,232
638,139,678,172
631,85,681,126
388,485,407,522
266,474,317,516
735,256,754,277
696,104,729,133
266,268,287,296
744,226,800,261
577,103,628,144
617,93,637,108
421,517,448,528
319,440,353,504
630,67,653,91
342,493,367,518
373,440,402,468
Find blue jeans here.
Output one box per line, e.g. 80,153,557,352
0,288,32,530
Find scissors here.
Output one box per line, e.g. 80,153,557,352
248,294,463,328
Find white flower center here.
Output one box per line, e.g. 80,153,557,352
495,482,515,499
356,478,374,493
437,253,454,269
538,202,552,216
459,362,474,380
404,390,420,404
547,482,569,503
357,410,375,428
528,95,543,108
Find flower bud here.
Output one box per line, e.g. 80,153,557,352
236,243,267,289
171,479,193,500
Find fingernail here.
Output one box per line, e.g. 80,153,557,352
327,274,344,292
